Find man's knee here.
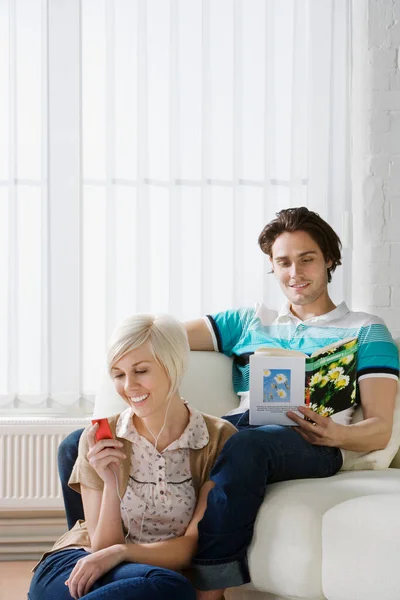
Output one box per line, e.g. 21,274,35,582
209,429,272,488
212,426,294,483
221,426,279,458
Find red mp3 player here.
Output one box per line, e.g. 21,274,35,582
91,418,113,441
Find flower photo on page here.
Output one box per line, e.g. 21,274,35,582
263,369,291,403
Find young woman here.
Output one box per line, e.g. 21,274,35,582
28,314,236,600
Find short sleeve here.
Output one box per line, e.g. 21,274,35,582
68,426,104,494
203,420,237,483
205,307,255,356
190,415,237,493
357,319,399,381
215,420,237,454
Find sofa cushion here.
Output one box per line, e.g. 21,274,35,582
247,470,400,599
180,351,239,416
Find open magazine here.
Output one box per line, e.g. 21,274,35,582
249,338,358,426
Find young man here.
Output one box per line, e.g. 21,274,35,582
58,208,399,600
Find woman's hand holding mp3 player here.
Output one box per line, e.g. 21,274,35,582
86,418,126,488
92,418,114,441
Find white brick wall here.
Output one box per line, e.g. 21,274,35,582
352,0,400,338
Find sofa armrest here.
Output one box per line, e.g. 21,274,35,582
322,494,400,600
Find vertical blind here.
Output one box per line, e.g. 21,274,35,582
0,0,351,413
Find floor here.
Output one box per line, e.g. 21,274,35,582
0,561,35,600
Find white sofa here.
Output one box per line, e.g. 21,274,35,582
94,349,400,600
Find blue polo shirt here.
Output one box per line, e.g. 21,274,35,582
205,302,399,397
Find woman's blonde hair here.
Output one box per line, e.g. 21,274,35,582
107,313,190,397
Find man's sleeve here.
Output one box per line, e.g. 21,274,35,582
203,307,254,356
357,319,400,381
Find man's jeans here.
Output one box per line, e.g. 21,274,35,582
58,428,85,529
57,410,343,590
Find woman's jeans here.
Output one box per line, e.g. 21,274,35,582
28,549,196,600
57,410,343,590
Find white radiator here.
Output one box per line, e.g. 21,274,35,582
0,417,88,510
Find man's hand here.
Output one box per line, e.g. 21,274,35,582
65,545,124,599
287,406,343,447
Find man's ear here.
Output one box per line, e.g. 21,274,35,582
326,258,333,269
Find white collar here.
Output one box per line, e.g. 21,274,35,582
275,301,350,325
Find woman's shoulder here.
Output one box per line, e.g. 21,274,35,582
183,400,237,439
194,411,237,452
188,411,237,492
199,411,237,435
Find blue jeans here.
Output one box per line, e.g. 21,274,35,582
58,429,85,529
57,411,343,590
28,549,195,600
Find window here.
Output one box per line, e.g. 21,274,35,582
0,0,351,413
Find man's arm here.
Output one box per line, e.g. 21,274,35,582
338,377,397,451
288,377,398,452
185,318,215,351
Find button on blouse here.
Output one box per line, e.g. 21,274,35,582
115,401,209,544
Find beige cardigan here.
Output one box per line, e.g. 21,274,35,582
34,411,237,569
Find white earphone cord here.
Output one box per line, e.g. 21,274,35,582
111,394,174,543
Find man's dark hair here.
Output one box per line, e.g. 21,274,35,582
258,207,342,283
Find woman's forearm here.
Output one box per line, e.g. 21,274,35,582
91,483,125,551
113,534,198,571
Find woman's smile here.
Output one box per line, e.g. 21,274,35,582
129,393,149,405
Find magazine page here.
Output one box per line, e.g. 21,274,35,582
305,339,358,423
249,354,306,426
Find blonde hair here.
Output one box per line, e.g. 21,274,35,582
107,313,190,397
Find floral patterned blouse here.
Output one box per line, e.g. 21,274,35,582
115,401,210,544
